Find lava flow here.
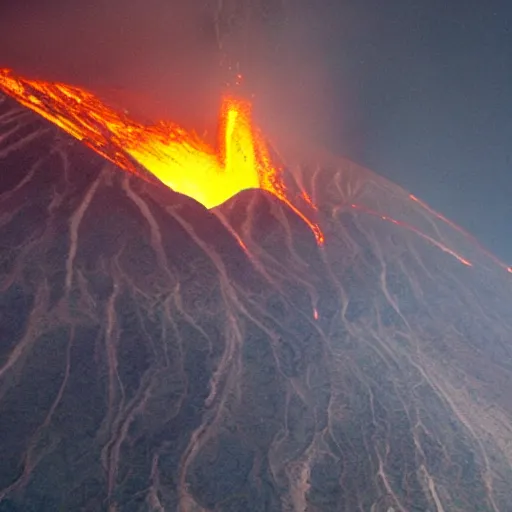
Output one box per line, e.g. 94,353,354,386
0,68,324,244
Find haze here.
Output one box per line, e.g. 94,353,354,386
0,0,336,147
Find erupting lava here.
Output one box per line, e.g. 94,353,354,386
0,68,323,244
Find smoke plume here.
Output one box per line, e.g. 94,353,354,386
0,0,336,147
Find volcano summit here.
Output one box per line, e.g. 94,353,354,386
0,82,512,511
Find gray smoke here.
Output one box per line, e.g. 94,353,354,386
0,0,337,147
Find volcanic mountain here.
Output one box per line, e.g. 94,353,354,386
0,86,512,512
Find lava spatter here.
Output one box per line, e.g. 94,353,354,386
0,67,324,244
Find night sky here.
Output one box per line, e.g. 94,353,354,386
318,0,512,263
1,0,511,261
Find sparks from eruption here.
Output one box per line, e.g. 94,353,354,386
0,68,324,245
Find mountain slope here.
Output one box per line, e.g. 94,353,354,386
1,93,511,511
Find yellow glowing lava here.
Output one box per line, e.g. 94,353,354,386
0,68,324,244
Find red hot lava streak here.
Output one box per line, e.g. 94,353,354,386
0,68,324,245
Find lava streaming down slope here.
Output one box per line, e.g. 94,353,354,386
0,68,323,244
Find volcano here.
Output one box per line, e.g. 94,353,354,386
1,83,512,512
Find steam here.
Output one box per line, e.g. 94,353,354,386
0,0,336,147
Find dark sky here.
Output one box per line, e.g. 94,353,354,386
318,0,512,263
1,0,511,261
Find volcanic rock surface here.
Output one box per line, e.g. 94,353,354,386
1,93,512,511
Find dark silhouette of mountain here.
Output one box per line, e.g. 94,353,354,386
1,93,512,511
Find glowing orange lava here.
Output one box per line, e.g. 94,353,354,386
0,68,324,244
350,203,474,267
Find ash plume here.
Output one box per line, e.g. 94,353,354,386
0,0,336,147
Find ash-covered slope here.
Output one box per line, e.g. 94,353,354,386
1,93,511,512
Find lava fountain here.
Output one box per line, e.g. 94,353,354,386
0,67,323,244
